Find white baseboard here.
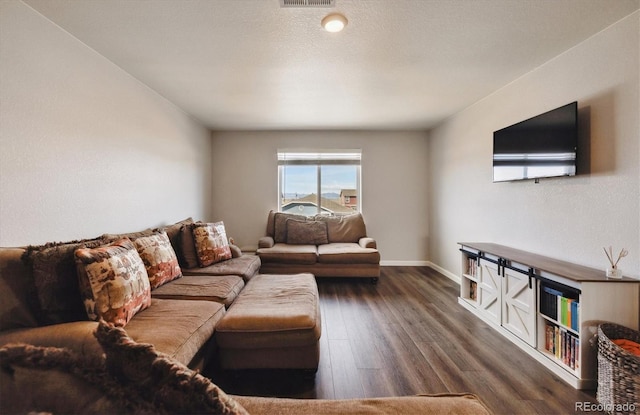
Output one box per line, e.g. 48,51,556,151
426,261,460,284
380,260,460,284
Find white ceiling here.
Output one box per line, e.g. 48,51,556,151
24,0,640,131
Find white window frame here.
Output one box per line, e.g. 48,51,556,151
278,149,362,216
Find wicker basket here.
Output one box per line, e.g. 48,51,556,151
597,323,640,414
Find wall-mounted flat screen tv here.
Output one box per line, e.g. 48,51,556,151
493,101,578,182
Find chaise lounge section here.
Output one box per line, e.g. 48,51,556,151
215,273,321,372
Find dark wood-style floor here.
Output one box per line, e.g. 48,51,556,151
207,266,603,414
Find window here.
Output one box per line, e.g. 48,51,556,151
278,150,361,216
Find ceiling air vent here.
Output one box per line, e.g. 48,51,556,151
280,0,335,7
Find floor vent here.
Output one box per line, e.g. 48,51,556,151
280,0,335,7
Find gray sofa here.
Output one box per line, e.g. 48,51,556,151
257,211,381,282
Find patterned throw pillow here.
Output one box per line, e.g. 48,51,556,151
155,217,193,266
192,222,232,267
75,239,151,327
133,232,182,289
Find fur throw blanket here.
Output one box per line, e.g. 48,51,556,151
0,320,248,415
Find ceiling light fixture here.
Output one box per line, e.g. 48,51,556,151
322,13,347,32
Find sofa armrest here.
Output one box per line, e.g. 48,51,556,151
359,237,377,249
229,244,242,258
258,236,275,249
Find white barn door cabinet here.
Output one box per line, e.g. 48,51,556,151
458,242,639,389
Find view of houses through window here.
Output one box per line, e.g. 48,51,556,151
278,150,361,216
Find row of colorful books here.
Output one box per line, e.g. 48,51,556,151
544,323,580,370
540,285,580,332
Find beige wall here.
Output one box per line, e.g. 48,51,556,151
428,12,640,279
210,130,430,264
2,0,636,275
0,1,212,246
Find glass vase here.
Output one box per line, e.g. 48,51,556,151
606,267,622,279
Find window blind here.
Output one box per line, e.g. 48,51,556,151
277,150,361,165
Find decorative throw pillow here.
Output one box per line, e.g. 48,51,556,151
94,321,249,415
23,237,105,325
192,222,232,267
314,212,367,243
75,239,151,327
133,232,182,289
155,217,193,265
286,219,329,245
273,212,306,243
179,223,200,268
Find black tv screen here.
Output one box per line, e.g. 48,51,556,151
493,101,578,182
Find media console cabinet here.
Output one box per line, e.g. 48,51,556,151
458,242,639,389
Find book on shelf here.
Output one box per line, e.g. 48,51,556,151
466,257,478,277
540,283,580,333
544,322,579,370
469,280,477,301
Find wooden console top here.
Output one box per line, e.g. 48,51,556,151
459,242,637,283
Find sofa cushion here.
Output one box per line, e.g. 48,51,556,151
0,322,249,415
94,321,248,415
0,320,103,366
314,213,367,243
317,243,380,264
234,394,491,415
182,255,261,282
24,237,105,325
151,275,244,307
133,232,182,289
286,219,329,245
0,347,130,415
0,247,39,330
256,244,317,265
75,239,151,327
192,222,232,267
124,298,225,367
273,212,306,243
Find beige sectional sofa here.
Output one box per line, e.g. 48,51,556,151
0,217,491,414
257,211,381,282
0,218,261,372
